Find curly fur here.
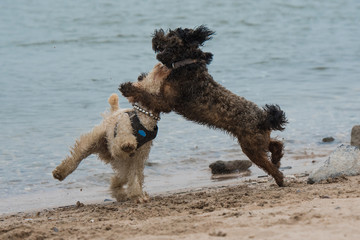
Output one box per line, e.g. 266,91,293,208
119,26,288,186
52,93,159,202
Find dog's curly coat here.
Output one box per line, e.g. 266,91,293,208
120,26,288,186
52,92,161,202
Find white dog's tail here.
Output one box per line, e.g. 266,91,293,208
108,93,119,112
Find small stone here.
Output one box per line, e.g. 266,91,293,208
209,160,252,174
322,137,335,143
351,125,360,148
280,166,292,170
76,201,84,208
52,227,59,232
209,230,227,237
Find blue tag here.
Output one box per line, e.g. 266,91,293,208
138,130,146,137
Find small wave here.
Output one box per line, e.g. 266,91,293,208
311,66,329,71
276,3,306,10
238,19,260,27
17,39,79,47
16,34,136,47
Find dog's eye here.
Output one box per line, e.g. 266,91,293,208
138,73,147,81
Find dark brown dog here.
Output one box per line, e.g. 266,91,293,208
119,26,288,186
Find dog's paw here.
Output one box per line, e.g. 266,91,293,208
121,143,136,153
134,196,149,204
133,193,150,204
118,82,136,97
52,168,66,181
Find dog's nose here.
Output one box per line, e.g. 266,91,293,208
121,144,136,153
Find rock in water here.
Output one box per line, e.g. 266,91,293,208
322,137,334,143
351,125,360,148
308,145,360,184
209,160,252,174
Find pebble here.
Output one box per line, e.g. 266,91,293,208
209,230,227,237
209,160,252,174
322,137,335,143
280,166,292,170
351,125,360,148
76,201,84,207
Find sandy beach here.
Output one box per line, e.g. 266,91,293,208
1,174,360,240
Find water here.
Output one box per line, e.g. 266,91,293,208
1,0,359,214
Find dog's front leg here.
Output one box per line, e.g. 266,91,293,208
119,82,173,113
52,124,106,181
127,150,150,203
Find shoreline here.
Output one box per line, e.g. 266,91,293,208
1,175,360,240
0,147,332,216
0,170,310,216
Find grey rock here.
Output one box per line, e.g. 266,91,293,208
209,160,252,174
322,137,334,143
308,145,360,184
351,125,360,148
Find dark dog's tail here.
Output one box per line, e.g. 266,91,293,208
261,104,288,131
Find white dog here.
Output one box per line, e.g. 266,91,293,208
52,93,160,202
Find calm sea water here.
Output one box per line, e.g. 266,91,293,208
1,0,359,213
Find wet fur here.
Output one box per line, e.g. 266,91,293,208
119,26,288,186
52,94,158,202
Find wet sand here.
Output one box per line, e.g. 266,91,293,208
1,174,360,240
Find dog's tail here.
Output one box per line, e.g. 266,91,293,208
261,104,288,131
108,93,119,112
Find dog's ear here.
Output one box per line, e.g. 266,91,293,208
193,25,215,45
182,25,215,47
152,29,165,52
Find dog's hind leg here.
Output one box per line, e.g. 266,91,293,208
239,135,284,187
269,139,284,168
52,124,106,181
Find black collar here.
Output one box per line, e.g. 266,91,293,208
171,59,200,69
114,111,158,150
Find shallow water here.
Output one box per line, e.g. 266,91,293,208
1,0,359,213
